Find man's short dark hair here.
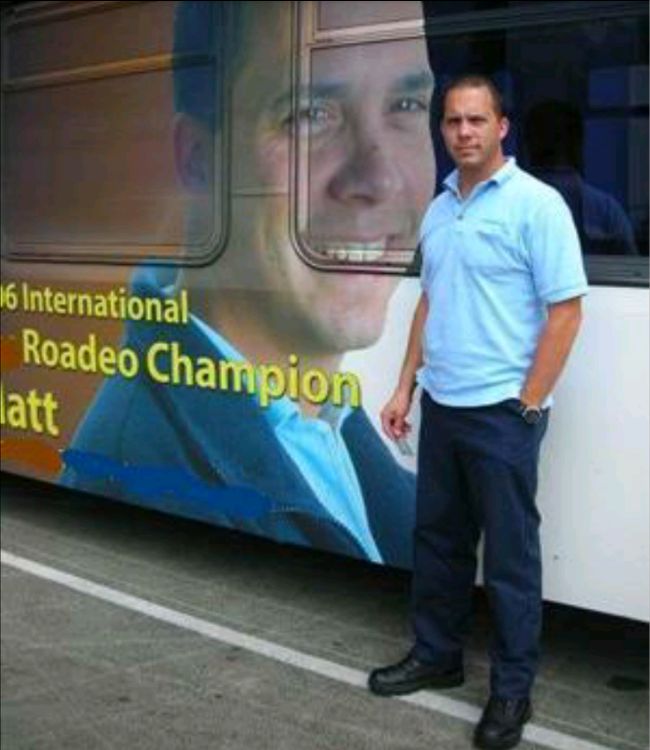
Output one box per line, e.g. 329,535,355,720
440,75,505,119
173,1,245,131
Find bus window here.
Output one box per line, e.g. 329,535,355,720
295,1,434,273
421,1,648,285
1,1,226,264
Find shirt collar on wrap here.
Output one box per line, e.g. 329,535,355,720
190,311,351,432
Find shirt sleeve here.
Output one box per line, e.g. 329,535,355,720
526,191,589,304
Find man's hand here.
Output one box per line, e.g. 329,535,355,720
520,296,583,408
380,292,427,442
381,388,413,441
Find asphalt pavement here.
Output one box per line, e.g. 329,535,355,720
1,472,648,750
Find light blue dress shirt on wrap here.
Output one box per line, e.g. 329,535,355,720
417,157,589,408
191,316,383,563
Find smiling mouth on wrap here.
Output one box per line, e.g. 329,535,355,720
310,237,417,265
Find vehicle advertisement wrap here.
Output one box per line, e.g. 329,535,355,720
1,1,426,567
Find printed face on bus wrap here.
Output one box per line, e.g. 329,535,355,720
180,4,435,358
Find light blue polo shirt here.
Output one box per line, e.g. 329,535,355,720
417,157,588,407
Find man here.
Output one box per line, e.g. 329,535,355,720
368,75,588,750
62,2,435,567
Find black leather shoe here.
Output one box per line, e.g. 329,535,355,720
368,653,464,696
474,697,532,749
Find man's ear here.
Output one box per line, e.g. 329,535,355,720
499,116,510,142
174,113,211,192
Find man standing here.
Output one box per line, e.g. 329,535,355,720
368,76,588,750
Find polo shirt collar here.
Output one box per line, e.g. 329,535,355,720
443,156,517,195
492,156,517,184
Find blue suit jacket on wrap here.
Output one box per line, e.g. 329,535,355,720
61,275,416,568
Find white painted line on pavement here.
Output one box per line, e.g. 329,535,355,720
1,550,616,750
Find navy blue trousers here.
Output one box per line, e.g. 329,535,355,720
412,392,549,698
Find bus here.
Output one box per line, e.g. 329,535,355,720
1,0,648,621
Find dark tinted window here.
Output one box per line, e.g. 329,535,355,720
424,1,648,283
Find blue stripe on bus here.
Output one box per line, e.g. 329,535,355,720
61,449,272,521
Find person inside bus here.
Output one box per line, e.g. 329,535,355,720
62,1,435,567
524,99,637,256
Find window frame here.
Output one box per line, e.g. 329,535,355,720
290,0,431,276
0,0,230,267
291,0,648,287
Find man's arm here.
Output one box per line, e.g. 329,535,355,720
520,296,584,408
380,292,429,441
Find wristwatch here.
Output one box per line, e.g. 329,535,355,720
518,401,543,424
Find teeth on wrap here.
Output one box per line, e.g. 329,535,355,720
321,242,386,262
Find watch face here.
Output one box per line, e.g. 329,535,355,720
522,408,542,425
